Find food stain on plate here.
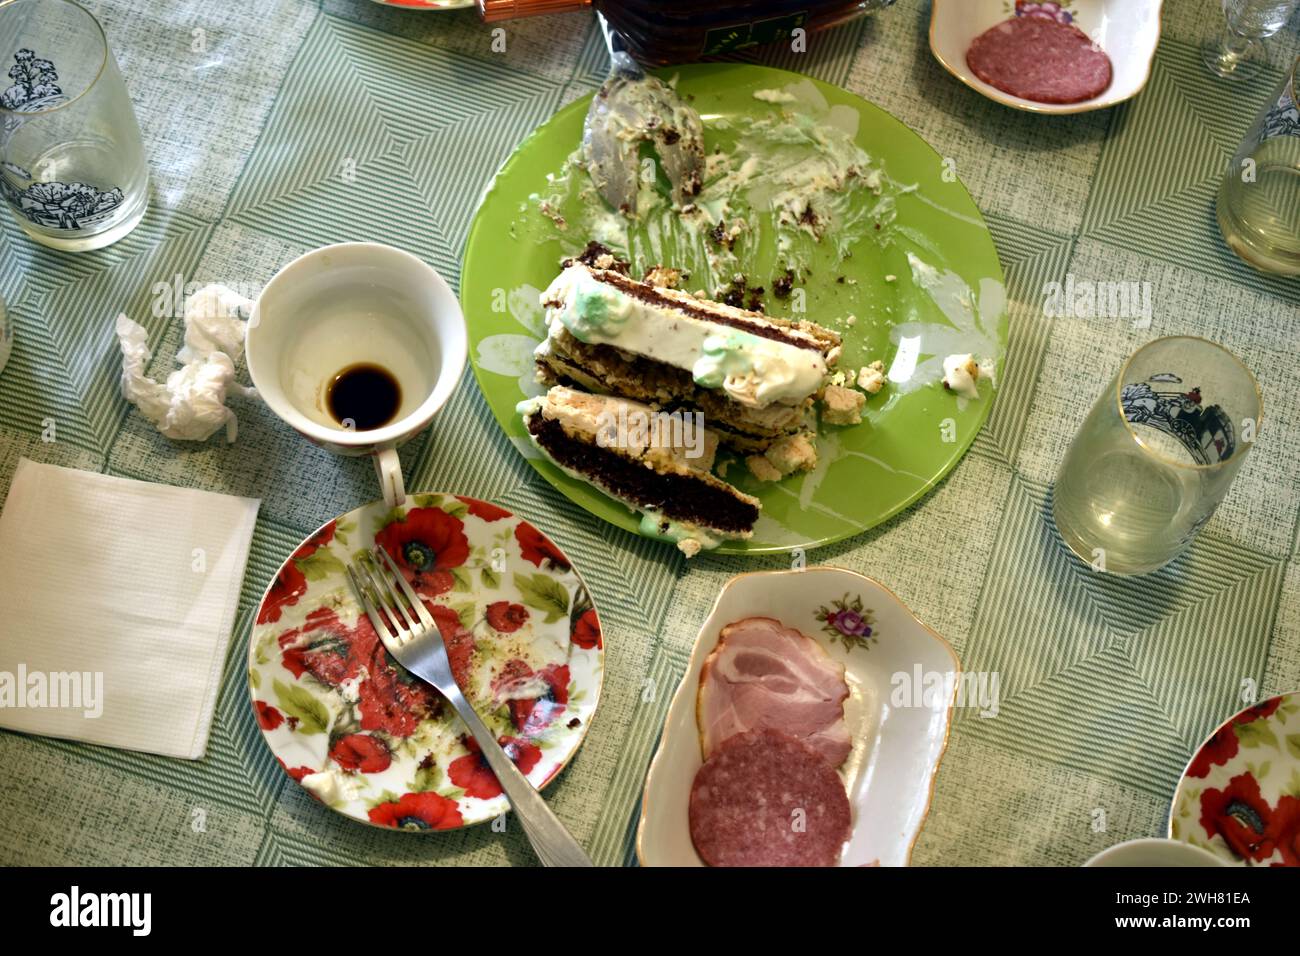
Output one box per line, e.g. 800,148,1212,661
463,63,1008,554
247,493,604,831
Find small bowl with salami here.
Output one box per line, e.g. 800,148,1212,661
929,0,1163,114
636,567,960,867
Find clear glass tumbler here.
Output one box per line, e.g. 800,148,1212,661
0,0,148,251
1052,337,1262,576
1204,0,1300,79
1216,55,1300,276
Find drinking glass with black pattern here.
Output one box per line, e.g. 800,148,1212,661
0,0,149,251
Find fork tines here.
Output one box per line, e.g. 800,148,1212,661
347,547,436,646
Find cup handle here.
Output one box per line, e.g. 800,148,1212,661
374,445,405,507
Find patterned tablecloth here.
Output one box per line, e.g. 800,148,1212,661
1,0,1297,867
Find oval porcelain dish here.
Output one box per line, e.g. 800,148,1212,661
930,0,1163,114
636,567,960,867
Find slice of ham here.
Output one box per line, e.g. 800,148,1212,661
696,616,850,767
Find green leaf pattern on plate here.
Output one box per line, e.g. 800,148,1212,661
272,679,329,736
514,571,569,624
247,496,604,831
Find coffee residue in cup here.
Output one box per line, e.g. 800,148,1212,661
327,363,402,431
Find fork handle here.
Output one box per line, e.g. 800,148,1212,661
442,683,594,867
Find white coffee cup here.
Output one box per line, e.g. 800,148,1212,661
246,242,466,506
1083,838,1229,867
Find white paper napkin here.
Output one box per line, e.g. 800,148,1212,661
0,459,260,759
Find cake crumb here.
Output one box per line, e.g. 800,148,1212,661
538,201,566,230
844,314,857,328
567,240,629,275
822,384,866,425
884,274,896,283
643,265,681,289
857,360,885,395
772,269,795,298
746,454,783,482
765,432,818,475
677,538,703,558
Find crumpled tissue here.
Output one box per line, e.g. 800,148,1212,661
116,284,259,442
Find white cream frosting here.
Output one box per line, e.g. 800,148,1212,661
300,767,367,807
942,353,981,400
538,265,827,409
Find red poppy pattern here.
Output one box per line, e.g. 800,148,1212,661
486,601,529,633
494,658,571,736
256,521,337,625
447,735,543,800
1186,725,1239,779
276,758,316,783
515,522,569,570
330,733,392,774
457,496,511,522
571,608,602,650
258,563,308,626
276,606,441,738
255,701,284,730
250,497,602,830
1174,693,1300,866
375,506,469,599
1199,774,1273,861
367,791,463,830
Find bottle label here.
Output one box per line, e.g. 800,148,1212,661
702,12,809,55
1259,66,1297,144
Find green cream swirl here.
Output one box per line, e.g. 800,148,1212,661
693,330,761,390
559,270,634,342
638,511,722,551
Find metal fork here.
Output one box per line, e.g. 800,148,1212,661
347,546,593,867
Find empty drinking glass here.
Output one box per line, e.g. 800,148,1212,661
1052,337,1262,576
1204,0,1300,79
0,0,149,251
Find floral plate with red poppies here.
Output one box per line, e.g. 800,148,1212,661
247,493,604,831
1169,692,1300,866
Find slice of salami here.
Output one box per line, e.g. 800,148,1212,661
689,729,851,867
966,16,1112,105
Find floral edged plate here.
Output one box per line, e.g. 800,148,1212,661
247,493,604,831
636,567,958,866
1169,692,1300,866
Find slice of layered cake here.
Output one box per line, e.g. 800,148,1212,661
519,386,760,557
534,260,841,456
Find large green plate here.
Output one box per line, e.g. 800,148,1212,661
461,63,1006,555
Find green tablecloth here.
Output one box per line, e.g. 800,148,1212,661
1,0,1297,866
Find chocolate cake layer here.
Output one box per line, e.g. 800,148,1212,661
594,269,840,352
537,330,810,448
527,414,759,534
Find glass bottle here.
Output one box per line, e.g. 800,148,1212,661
1215,55,1300,276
